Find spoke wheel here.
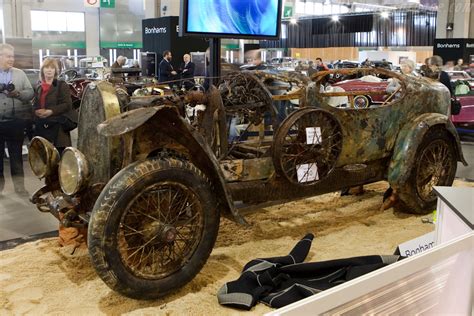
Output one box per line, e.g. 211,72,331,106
88,157,219,299
272,108,343,185
396,128,457,214
415,140,454,202
118,182,204,280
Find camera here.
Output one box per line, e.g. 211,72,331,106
0,82,15,93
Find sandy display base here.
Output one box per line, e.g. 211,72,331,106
1,180,472,315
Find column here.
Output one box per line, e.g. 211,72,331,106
85,9,100,56
145,0,159,19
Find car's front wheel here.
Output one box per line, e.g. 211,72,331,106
396,128,457,214
88,157,219,299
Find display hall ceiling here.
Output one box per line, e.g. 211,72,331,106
287,0,438,18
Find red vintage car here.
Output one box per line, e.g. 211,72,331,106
451,79,474,130
329,75,389,108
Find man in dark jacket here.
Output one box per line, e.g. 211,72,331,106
179,53,195,90
0,43,34,195
158,50,177,85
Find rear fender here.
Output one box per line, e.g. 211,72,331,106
388,113,467,187
98,105,248,226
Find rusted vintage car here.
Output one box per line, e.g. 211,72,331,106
28,68,466,299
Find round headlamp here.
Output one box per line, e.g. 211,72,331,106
58,148,91,195
28,137,60,178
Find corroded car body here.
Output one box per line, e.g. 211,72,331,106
29,68,466,299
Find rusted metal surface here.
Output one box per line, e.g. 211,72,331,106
220,157,274,182
77,81,122,184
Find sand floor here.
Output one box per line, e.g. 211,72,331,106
1,180,472,315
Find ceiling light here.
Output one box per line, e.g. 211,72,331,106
332,15,339,22
290,18,297,24
381,12,389,18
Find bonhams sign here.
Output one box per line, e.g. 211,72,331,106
145,27,167,34
436,43,461,49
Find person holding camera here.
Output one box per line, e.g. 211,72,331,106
33,58,75,154
0,43,34,196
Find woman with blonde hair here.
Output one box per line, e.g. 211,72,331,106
400,59,418,76
33,58,76,153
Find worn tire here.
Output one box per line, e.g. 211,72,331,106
396,128,457,214
88,157,219,299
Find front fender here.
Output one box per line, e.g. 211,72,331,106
388,113,467,187
98,105,248,226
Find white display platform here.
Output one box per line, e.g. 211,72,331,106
266,187,474,316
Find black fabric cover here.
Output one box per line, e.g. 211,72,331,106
217,234,403,310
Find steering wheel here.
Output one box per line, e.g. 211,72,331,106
61,69,78,82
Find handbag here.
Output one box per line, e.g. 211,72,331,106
450,98,462,116
35,117,61,144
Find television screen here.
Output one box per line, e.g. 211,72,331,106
180,0,282,39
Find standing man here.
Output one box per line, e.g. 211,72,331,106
111,56,126,78
315,57,329,71
158,50,177,85
0,44,34,196
111,56,127,69
179,53,195,90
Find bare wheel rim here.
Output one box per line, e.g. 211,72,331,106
416,140,454,201
118,182,204,279
276,110,342,185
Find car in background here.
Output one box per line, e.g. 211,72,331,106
451,79,474,131
332,60,360,69
239,63,276,71
270,57,294,66
372,60,393,70
328,75,390,108
446,70,472,82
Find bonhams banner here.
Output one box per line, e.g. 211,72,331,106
84,0,100,8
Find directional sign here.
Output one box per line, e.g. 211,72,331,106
100,0,115,8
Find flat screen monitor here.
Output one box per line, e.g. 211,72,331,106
179,0,282,39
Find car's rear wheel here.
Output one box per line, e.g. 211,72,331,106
88,157,219,299
396,128,457,214
272,108,343,185
353,95,370,108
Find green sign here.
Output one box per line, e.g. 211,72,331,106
33,41,86,49
100,0,115,8
100,41,143,49
222,44,239,49
283,6,293,18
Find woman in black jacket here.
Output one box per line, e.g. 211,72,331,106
33,58,76,153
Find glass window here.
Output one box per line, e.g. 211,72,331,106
323,4,332,15
47,11,67,32
30,11,48,31
295,0,305,14
31,10,84,32
66,12,85,32
314,3,323,15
